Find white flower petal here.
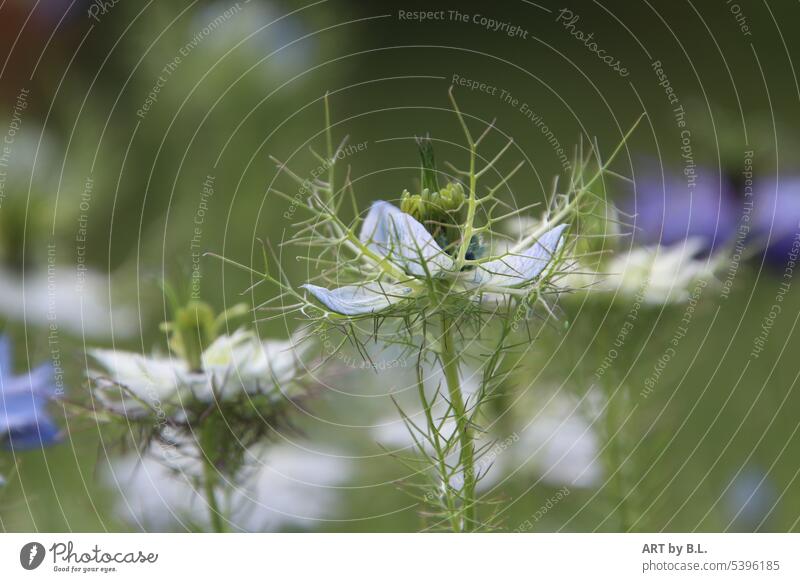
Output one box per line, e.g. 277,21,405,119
513,390,603,489
359,201,453,276
197,330,302,400
479,224,567,287
256,338,301,387
302,282,412,316
581,237,714,304
359,200,397,250
89,349,185,403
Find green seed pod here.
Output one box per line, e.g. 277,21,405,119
172,300,216,372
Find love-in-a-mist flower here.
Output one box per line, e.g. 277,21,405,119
0,336,60,450
301,200,568,316
89,301,305,410
243,92,642,531
90,328,303,410
86,298,312,532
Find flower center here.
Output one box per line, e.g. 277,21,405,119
400,137,483,264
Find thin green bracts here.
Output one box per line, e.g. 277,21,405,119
514,113,646,253
414,351,461,532
324,92,335,208
449,87,479,271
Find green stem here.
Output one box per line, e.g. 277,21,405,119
200,429,226,533
604,386,632,531
440,312,476,532
599,315,634,531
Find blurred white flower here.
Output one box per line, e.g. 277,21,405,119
89,349,185,407
509,390,603,489
0,265,136,338
105,442,350,532
372,387,602,493
565,238,722,304
233,445,349,531
199,329,301,400
89,329,303,409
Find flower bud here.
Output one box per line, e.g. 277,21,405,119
171,300,216,372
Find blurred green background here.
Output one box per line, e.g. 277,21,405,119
1,0,799,532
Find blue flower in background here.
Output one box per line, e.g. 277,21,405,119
725,466,777,531
626,165,738,253
751,177,800,266
0,337,60,451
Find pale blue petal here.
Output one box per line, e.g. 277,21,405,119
0,381,59,447
0,390,33,433
359,201,396,250
0,336,12,379
359,201,453,276
26,363,57,397
479,224,568,287
302,282,412,316
0,336,60,450
4,417,60,450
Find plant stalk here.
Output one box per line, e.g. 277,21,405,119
200,428,226,533
440,312,476,532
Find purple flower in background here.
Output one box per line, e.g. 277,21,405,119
0,337,60,450
751,177,800,266
31,0,91,25
725,466,777,531
626,165,738,253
